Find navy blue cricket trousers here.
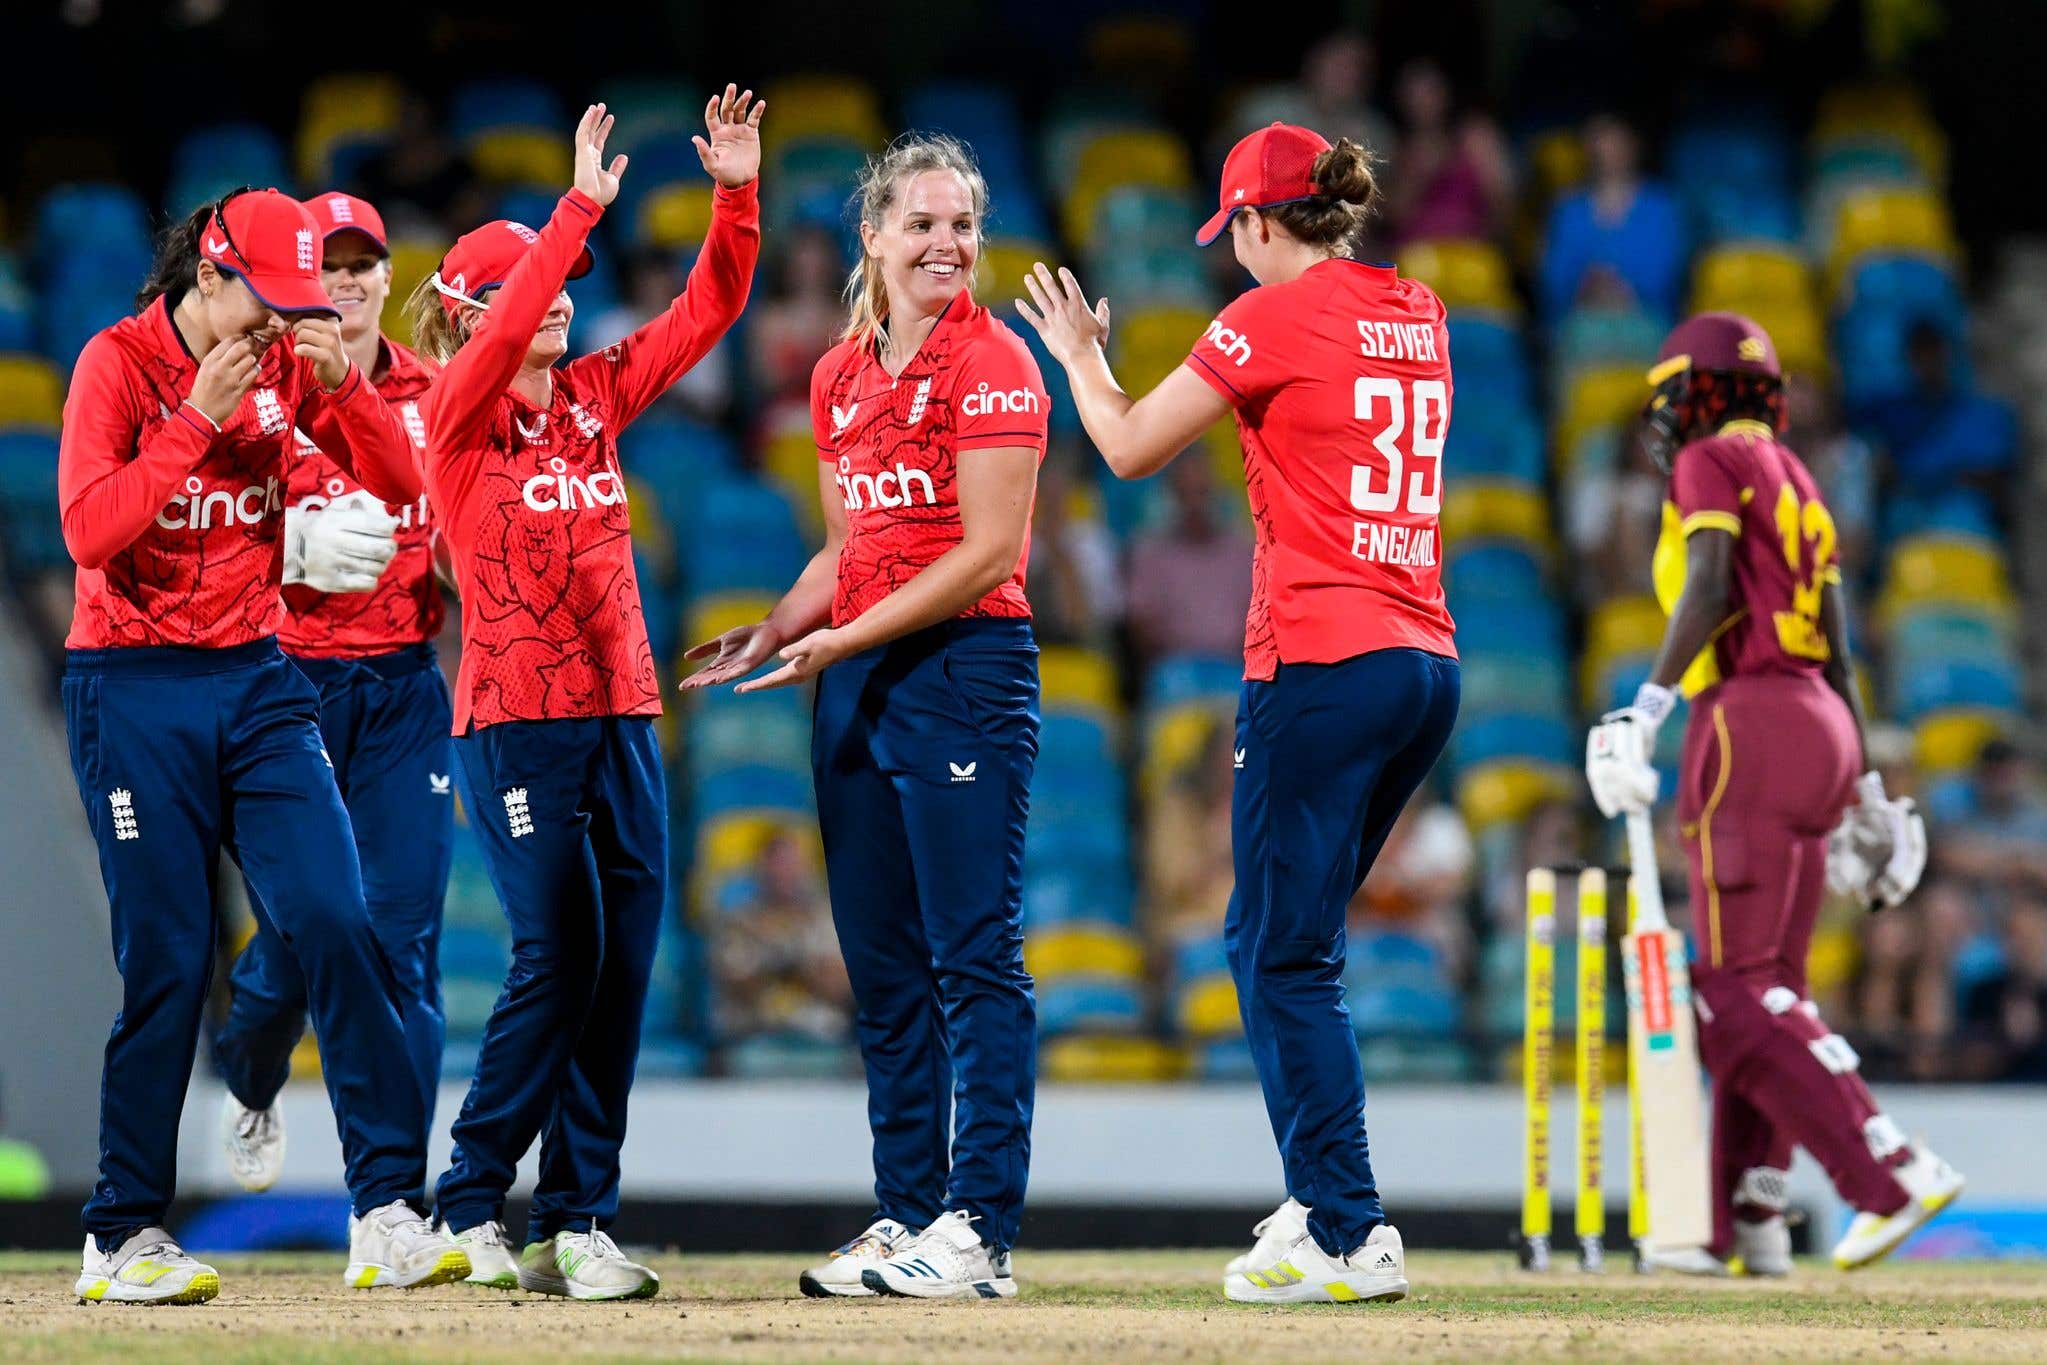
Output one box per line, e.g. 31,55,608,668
434,716,665,1244
1227,647,1460,1258
812,619,1039,1254
214,642,455,1135
63,638,428,1248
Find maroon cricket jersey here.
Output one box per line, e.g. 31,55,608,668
1654,419,1842,696
60,297,421,649
278,338,441,658
809,291,1049,628
423,184,759,731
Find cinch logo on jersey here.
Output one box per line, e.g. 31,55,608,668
837,454,936,511
156,474,285,530
1203,318,1253,366
1355,319,1441,362
503,787,533,838
1349,520,1438,567
522,456,627,513
108,788,138,841
960,381,1042,417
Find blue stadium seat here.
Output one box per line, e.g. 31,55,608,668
449,78,562,141
1692,187,1801,245
1444,541,1547,604
1458,651,1570,721
1841,253,1961,315
694,765,813,820
1144,654,1243,708
1896,656,2023,721
1668,119,1796,204
36,183,152,266
1022,864,1135,928
1038,977,1145,1037
1037,711,1116,771
1349,980,1459,1038
167,123,291,212
1451,712,1576,770
1448,597,1566,657
1445,317,1531,409
681,480,809,593
1445,398,1544,488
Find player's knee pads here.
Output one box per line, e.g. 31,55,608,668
1734,1165,1791,1215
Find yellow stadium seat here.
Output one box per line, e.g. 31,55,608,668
639,183,716,250
1554,365,1649,465
1529,128,1586,198
1038,645,1120,715
977,238,1055,314
1580,595,1666,709
1142,701,1230,801
1040,1034,1187,1083
1880,535,2013,617
1025,926,1146,981
622,476,674,571
297,73,403,183
765,427,826,534
1743,300,1829,379
695,813,818,884
0,354,64,429
1915,710,2007,775
1440,480,1552,550
1456,760,1577,832
382,238,448,338
1087,14,1195,79
1806,922,1860,999
1825,188,1957,292
1813,84,1947,183
1690,244,1815,315
467,129,573,187
686,592,779,646
762,77,887,152
1175,973,1240,1039
1112,306,1208,393
1062,130,1194,247
1396,238,1518,314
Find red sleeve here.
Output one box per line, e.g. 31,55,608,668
58,332,217,570
297,358,423,504
566,179,760,428
1183,287,1290,408
953,326,1048,453
1669,438,1747,538
810,346,842,459
422,190,604,456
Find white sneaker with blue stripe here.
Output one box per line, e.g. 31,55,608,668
800,1217,913,1298
862,1210,1017,1299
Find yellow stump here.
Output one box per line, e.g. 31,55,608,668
1521,868,1556,1271
1627,876,1651,1268
1575,868,1608,1272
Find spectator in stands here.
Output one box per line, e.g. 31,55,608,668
1382,58,1515,244
586,247,735,421
1351,799,1475,979
1864,320,2018,534
709,829,851,1042
1852,876,1967,1080
1125,454,1253,667
1227,32,1396,173
1142,712,1237,942
1931,738,2047,899
1564,425,1664,603
1026,441,1123,648
747,224,846,403
1536,113,1687,323
1960,894,2047,1080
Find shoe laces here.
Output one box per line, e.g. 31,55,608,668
366,1201,431,1236
463,1221,508,1248
234,1108,274,1143
561,1229,627,1261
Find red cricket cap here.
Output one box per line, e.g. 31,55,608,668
1196,122,1333,246
200,189,338,316
433,218,594,313
1652,310,1781,381
307,191,389,256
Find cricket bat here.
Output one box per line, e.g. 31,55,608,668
1621,808,1713,1251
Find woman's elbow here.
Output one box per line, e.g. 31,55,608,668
61,515,108,570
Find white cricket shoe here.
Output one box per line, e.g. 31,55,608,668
76,1228,220,1305
345,1201,471,1289
1224,1222,1408,1304
220,1092,285,1192
1638,1244,1730,1276
442,1219,520,1289
799,1217,913,1298
518,1229,659,1301
1833,1142,1965,1270
1731,1217,1793,1277
1224,1197,1309,1277
862,1210,1017,1299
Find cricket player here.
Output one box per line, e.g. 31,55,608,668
211,192,460,1270
1585,311,1963,1274
59,188,465,1302
406,92,760,1301
684,133,1047,1302
1019,121,1458,1305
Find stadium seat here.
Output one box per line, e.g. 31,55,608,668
977,238,1059,321
1452,596,1567,657
638,182,716,250
688,703,811,783
1039,1034,1185,1082
449,78,561,143
1551,308,1663,389
297,73,402,184
1691,243,1815,316
1813,83,1948,185
1825,187,1958,294
1445,317,1532,409
695,765,812,821
1444,399,1544,488
1440,479,1552,551
1397,238,1518,314
1914,710,2007,775
167,123,291,211
1581,596,1667,710
1554,365,1650,466
1455,760,1578,833
593,77,705,158
1061,129,1194,249
762,76,886,152
35,183,152,270
1458,651,1570,722
1895,655,2023,722
467,129,572,187
0,355,63,430
1443,541,1546,604
1880,535,2014,618
1036,975,1146,1037
1026,925,1145,981
1038,645,1120,716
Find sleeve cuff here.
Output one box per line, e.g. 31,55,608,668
956,431,1045,452
325,361,366,402
563,188,604,220
1681,510,1743,538
714,178,760,209
175,400,221,436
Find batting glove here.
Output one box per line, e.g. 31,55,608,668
1585,682,1675,819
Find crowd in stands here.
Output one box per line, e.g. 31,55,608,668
0,17,2041,1085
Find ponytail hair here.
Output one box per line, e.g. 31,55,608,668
135,203,215,312
1260,137,1383,257
842,132,989,351
403,271,467,365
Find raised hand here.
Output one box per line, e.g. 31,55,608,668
573,103,629,207
291,315,350,390
1015,262,1111,368
694,84,765,188
735,626,849,694
188,335,261,425
678,620,782,690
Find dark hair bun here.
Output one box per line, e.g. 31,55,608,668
1313,138,1380,211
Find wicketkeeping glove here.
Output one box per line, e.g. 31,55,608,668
285,490,401,594
1585,682,1676,818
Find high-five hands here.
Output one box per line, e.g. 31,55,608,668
1014,262,1111,367
694,84,765,187
573,103,630,207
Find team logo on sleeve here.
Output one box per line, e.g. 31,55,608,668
1202,319,1253,366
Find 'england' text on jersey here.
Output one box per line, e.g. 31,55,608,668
1351,518,1439,567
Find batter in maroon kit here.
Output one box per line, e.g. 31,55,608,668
1585,312,1962,1275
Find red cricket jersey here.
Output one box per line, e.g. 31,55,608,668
1654,420,1841,695
278,337,441,659
423,184,759,731
1184,258,1458,681
60,297,422,650
809,291,1049,627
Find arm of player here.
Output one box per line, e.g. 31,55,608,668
1015,263,1229,479
1647,528,1733,695
574,88,762,428
293,334,424,506
680,460,846,690
738,446,1039,693
58,332,253,570
1818,577,1869,759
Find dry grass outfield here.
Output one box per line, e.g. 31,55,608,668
5,1249,2046,1363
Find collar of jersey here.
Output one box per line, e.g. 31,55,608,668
148,295,200,371
865,287,970,379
